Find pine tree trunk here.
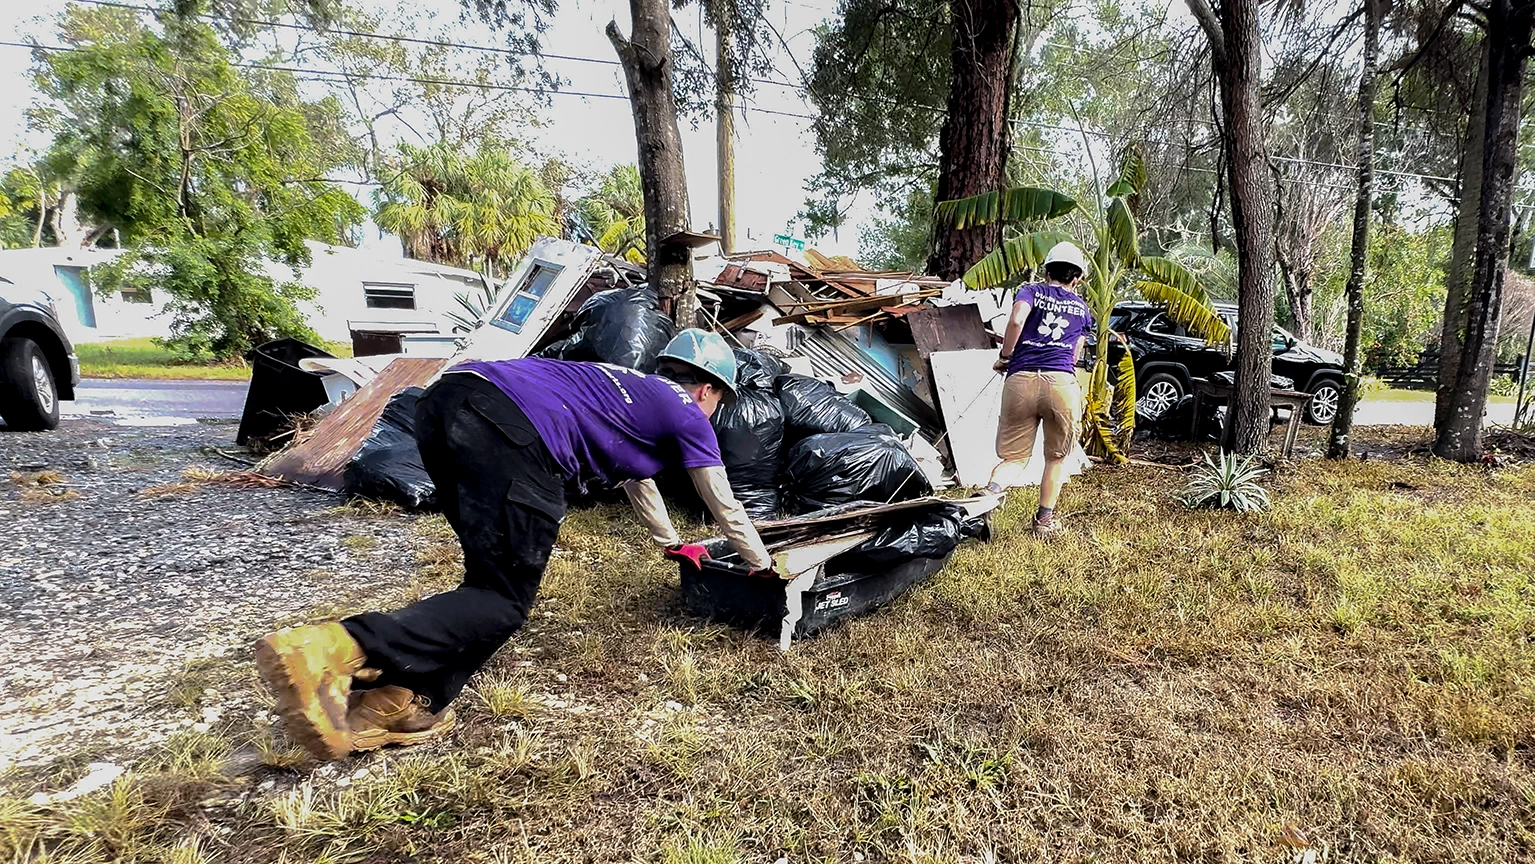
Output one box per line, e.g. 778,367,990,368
1191,0,1275,453
926,0,1018,281
1327,0,1383,460
1435,39,1491,429
1434,0,1535,462
607,1,693,324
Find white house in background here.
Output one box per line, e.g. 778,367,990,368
0,238,489,350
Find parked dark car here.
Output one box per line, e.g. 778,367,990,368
0,277,79,431
1107,301,1345,425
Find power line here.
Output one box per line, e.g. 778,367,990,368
67,0,808,93
0,40,820,120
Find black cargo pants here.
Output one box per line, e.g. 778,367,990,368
342,373,567,710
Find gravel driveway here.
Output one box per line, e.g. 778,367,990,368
0,419,430,772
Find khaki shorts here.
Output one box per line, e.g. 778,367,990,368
997,370,1083,461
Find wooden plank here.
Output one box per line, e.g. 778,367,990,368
258,357,451,489
718,307,765,331
907,304,993,359
771,290,941,325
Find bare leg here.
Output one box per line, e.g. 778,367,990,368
1038,456,1069,509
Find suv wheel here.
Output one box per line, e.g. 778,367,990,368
0,337,61,431
1305,379,1342,425
1138,372,1185,421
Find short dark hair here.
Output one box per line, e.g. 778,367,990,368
1044,261,1083,284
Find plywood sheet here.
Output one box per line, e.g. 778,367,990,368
907,304,993,359
258,357,451,489
929,350,1090,488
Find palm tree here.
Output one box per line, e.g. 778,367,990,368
373,143,559,280
576,164,646,263
936,148,1230,461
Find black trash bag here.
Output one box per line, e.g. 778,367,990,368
780,425,932,515
343,387,436,510
541,287,675,372
829,505,965,573
1149,395,1224,441
734,347,790,391
710,388,786,519
775,374,872,442
1211,369,1295,391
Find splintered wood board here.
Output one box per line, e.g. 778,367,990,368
258,357,451,489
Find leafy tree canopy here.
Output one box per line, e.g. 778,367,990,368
30,4,365,359
372,142,559,279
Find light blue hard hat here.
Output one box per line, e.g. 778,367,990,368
658,328,738,397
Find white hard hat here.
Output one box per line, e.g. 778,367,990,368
1044,241,1089,274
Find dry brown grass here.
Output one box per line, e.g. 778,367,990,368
11,470,79,503
5,430,1535,862
139,467,290,497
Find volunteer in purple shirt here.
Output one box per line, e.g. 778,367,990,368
253,329,773,761
986,241,1093,537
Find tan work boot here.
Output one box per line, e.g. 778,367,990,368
254,623,370,761
348,686,456,751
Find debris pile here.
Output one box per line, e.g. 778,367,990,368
248,234,1081,510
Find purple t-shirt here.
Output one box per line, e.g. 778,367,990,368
1007,282,1092,375
450,358,723,489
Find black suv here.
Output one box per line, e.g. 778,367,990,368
0,277,80,431
1109,301,1345,425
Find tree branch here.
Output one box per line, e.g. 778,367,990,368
1184,0,1227,67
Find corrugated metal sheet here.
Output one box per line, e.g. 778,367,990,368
791,326,943,439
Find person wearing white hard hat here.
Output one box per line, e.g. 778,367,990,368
986,241,1093,536
252,329,773,761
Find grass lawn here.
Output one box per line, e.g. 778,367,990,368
1365,386,1517,404
76,338,353,380
4,429,1534,862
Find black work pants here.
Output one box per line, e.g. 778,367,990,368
342,374,567,710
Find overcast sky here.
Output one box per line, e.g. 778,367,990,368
0,0,874,256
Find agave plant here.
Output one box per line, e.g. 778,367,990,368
1181,450,1271,512
935,148,1231,463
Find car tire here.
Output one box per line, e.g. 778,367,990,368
0,336,61,432
1305,378,1342,425
1137,372,1185,421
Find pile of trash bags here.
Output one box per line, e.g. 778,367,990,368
712,347,928,520
540,287,675,373
343,340,932,520
828,503,989,574
344,387,436,509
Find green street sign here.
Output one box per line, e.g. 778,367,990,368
773,234,806,251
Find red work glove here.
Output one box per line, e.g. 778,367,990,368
663,543,710,569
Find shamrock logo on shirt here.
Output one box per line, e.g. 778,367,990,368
1038,311,1068,341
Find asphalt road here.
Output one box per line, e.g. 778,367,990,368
44,378,1522,428
62,379,250,424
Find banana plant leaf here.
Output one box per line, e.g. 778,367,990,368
962,230,1072,289
1082,390,1127,465
1138,256,1215,307
1135,279,1231,343
935,187,1077,230
1105,148,1147,198
1112,351,1137,447
1106,198,1140,267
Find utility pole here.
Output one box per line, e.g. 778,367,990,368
716,21,737,254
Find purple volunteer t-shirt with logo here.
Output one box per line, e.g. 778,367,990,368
1007,282,1092,375
450,358,723,489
